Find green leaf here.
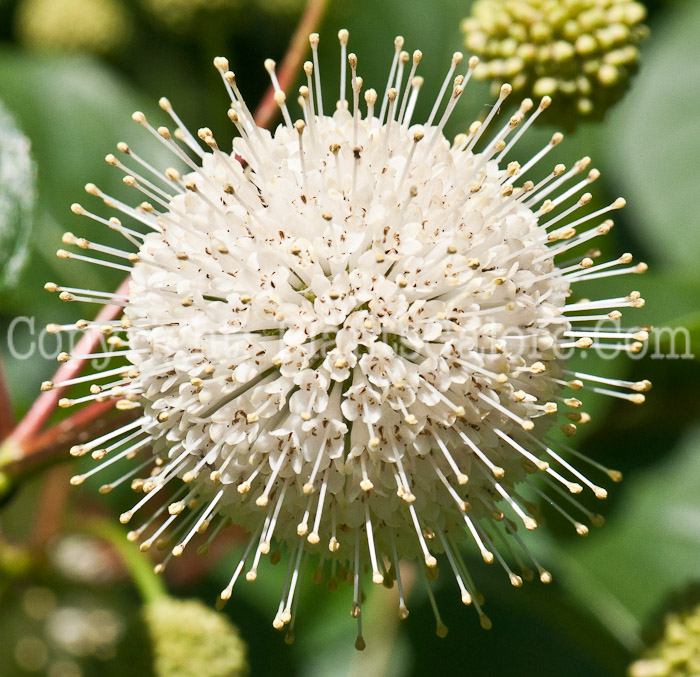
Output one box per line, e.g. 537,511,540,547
603,2,700,269
564,424,700,625
0,99,35,293
0,47,175,320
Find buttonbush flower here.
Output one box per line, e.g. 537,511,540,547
47,31,649,646
461,0,648,126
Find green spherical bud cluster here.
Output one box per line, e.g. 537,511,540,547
461,0,648,127
15,0,132,56
144,597,248,677
629,604,700,677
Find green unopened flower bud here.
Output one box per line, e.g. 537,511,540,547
144,597,248,677
461,0,649,128
629,603,700,676
15,0,132,56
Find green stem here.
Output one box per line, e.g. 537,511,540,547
89,520,166,604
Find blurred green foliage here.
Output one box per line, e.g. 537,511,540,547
15,0,133,55
0,0,699,675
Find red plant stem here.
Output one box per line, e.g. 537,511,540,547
3,399,121,476
24,399,117,457
253,0,330,129
6,276,131,453
0,350,14,441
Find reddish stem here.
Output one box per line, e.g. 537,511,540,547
4,399,124,476
253,0,330,129
6,276,131,453
24,399,117,457
0,350,15,441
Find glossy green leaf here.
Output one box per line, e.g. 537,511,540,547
603,2,700,269
0,99,35,293
564,424,700,625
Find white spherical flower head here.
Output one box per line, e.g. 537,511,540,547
51,31,649,645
